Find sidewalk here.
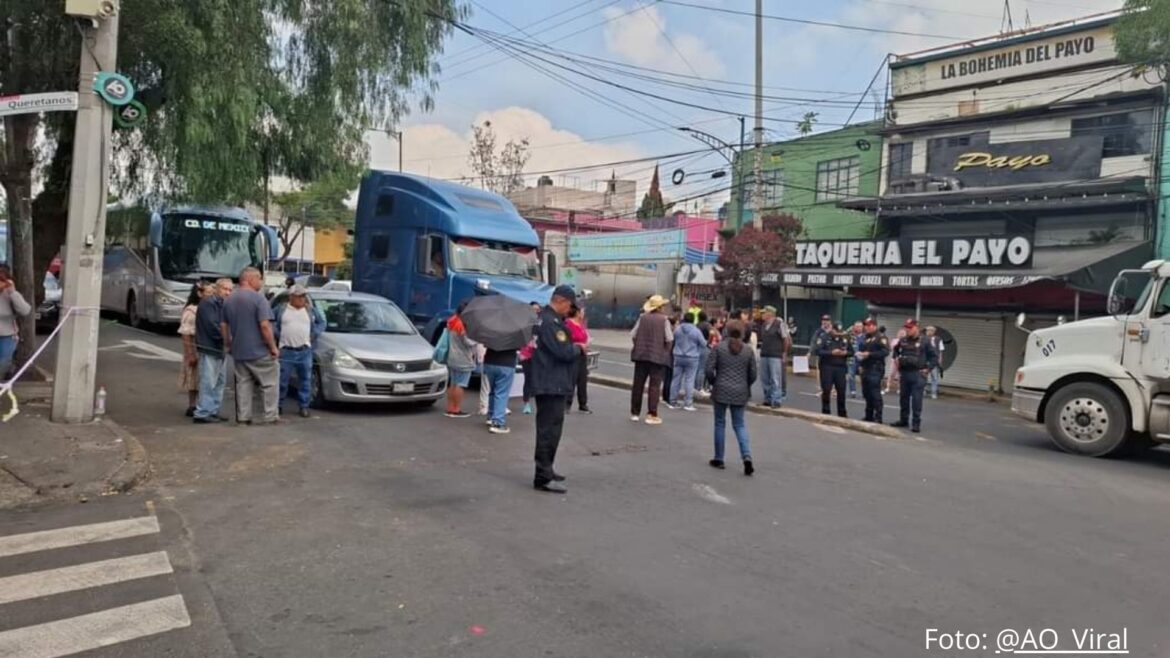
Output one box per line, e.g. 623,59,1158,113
0,381,149,509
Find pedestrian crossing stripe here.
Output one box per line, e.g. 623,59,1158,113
0,595,191,658
0,517,160,559
0,551,174,605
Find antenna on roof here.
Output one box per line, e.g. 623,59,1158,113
1001,0,1015,33
1024,9,1032,29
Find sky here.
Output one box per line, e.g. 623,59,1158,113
367,0,1125,214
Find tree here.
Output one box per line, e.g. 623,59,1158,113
715,214,803,304
1116,1,1170,73
0,0,462,368
637,164,670,220
796,112,819,136
271,176,355,265
467,120,530,196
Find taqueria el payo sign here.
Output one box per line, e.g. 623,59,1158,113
795,237,1033,269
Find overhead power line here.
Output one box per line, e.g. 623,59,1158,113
658,0,963,39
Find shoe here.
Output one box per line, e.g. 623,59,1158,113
551,471,567,482
683,405,697,412
216,415,230,422
185,407,195,418
238,420,253,426
838,412,847,419
445,411,471,418
911,426,921,433
931,395,938,400
534,481,568,494
192,416,221,424
630,415,640,422
485,419,493,426
645,415,663,425
863,415,874,422
477,408,488,416
299,408,310,418
890,421,909,428
744,460,754,476
522,403,533,415
709,459,725,469
822,408,831,415
663,402,677,410
578,407,593,414
506,408,512,415
489,424,511,434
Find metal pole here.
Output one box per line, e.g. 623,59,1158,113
397,131,403,173
299,206,306,274
915,290,922,321
736,117,746,232
751,0,764,230
1074,290,1080,321
53,10,120,423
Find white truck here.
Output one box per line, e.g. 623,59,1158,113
1013,259,1170,456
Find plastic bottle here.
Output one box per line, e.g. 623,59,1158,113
95,386,107,417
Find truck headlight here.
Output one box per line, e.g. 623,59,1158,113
332,350,364,369
157,290,185,307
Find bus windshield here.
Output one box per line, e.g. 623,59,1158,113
158,215,258,281
449,238,540,280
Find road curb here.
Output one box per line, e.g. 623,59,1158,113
99,418,151,494
589,373,904,439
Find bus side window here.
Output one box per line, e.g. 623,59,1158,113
416,235,444,278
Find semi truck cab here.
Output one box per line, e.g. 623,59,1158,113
351,171,556,343
1013,259,1170,456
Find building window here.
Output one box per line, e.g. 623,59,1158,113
888,142,913,180
1071,111,1152,158
815,157,860,201
927,131,989,151
761,170,784,208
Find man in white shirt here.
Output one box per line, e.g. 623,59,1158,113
275,286,323,418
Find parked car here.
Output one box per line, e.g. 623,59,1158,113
270,289,446,407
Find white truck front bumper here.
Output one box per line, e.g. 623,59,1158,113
1011,388,1044,422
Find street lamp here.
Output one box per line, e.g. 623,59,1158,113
679,119,746,229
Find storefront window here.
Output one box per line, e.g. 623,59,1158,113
762,170,784,208
815,157,860,201
1071,111,1153,158
1034,213,1145,247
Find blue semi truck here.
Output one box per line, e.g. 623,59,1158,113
351,171,557,343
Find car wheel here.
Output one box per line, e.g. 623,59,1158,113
310,367,328,409
126,292,142,328
1044,382,1131,457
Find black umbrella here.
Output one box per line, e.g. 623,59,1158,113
461,295,538,351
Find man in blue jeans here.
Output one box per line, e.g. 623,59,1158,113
273,286,325,418
192,279,234,423
482,346,518,434
757,305,790,408
846,320,865,398
668,314,705,410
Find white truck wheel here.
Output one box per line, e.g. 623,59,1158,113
1044,382,1131,457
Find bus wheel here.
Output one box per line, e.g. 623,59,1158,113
126,292,142,329
1044,382,1131,457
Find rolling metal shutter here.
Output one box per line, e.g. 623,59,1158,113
918,314,1005,392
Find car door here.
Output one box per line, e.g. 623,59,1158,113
1138,279,1170,381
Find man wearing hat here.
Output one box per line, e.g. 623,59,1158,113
273,285,326,418
629,294,673,424
810,314,833,372
815,321,853,417
856,318,889,423
529,285,585,493
891,318,938,432
757,305,790,408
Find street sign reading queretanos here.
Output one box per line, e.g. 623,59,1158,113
0,92,79,118
927,136,1103,187
794,236,1033,269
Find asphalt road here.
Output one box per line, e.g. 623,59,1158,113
3,320,1170,657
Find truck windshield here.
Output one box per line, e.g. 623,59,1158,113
158,215,258,281
315,299,416,335
450,239,540,280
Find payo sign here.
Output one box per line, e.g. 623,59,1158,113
794,236,1033,269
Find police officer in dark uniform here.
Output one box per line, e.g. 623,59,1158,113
856,318,889,423
529,285,584,494
816,322,852,417
891,318,938,433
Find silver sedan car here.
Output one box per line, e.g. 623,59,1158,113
272,289,447,407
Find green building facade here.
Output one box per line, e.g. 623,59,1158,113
727,122,883,239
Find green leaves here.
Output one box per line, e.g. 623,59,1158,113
1115,1,1170,72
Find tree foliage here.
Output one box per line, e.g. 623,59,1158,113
1115,1,1170,73
271,176,355,264
796,112,819,136
636,164,671,220
715,214,803,301
467,120,530,196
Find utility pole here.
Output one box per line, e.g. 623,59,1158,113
751,0,764,231
52,10,120,423
737,116,746,232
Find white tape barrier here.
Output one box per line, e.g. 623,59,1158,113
1,306,101,423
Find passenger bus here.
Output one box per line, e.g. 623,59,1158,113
102,205,278,327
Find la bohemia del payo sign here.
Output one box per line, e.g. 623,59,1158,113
795,237,1033,269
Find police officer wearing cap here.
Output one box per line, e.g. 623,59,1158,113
856,318,889,423
891,318,938,433
816,321,852,417
528,285,585,493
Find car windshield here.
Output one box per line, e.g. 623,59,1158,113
158,215,258,281
315,299,415,334
449,238,541,280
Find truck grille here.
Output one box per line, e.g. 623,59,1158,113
360,359,432,373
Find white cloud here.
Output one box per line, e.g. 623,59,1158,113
368,106,646,195
602,4,726,79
